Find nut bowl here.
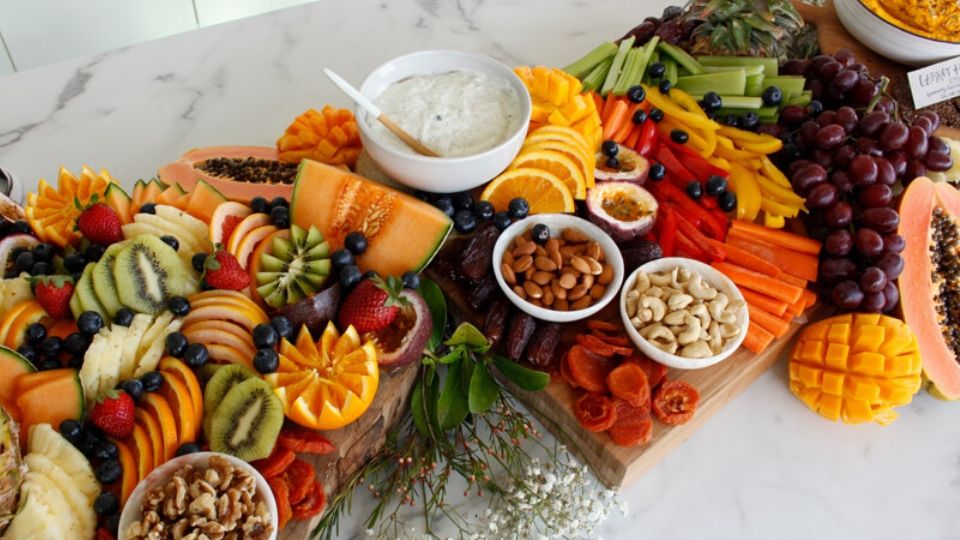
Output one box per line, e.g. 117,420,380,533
619,257,748,370
118,452,278,540
492,214,624,323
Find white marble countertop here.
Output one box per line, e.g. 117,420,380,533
1,1,958,538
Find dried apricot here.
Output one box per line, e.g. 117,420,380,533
268,476,293,530
575,334,633,357
559,350,578,388
589,331,632,347
624,354,667,389
566,345,614,392
608,398,653,446
586,320,619,333
283,458,317,504
606,362,650,408
291,480,327,520
253,446,296,478
277,428,336,455
573,393,617,432
652,380,700,426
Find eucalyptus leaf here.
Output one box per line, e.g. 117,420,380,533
418,279,447,351
410,381,430,437
468,362,500,414
437,361,470,430
445,322,489,351
491,355,550,391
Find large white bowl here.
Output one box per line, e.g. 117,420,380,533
619,258,748,370
118,452,278,540
356,50,531,193
492,214,624,323
835,0,960,66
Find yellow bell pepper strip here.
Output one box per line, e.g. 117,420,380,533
643,86,720,131
756,173,806,207
659,117,712,157
760,196,800,218
717,125,774,143
763,211,786,229
727,162,762,220
714,139,757,161
760,156,792,188
707,156,732,171
740,138,784,155
669,88,708,117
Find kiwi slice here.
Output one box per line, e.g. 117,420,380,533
203,364,257,439
255,224,331,309
75,264,108,318
92,243,126,317
209,377,284,461
113,235,197,314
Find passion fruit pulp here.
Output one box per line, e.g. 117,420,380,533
585,181,658,243
369,288,432,369
595,144,649,184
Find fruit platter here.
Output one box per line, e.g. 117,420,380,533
1,0,960,538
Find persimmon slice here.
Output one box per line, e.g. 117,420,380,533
573,393,617,432
608,398,653,446
559,350,578,388
589,331,632,347
283,458,316,504
565,345,614,393
585,320,619,333
652,380,700,425
606,362,650,408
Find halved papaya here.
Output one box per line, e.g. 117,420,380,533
158,146,295,204
290,160,452,276
899,177,960,400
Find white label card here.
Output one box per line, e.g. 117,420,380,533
908,55,960,109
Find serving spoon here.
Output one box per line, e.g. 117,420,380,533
323,68,440,158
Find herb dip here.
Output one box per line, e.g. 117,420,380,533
370,70,522,157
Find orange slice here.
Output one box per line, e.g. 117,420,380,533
135,408,164,469
480,168,575,214
130,423,154,482
159,371,198,443
159,357,203,423
510,149,587,199
114,438,138,504
140,393,179,461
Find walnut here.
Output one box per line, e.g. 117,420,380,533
217,489,243,530
190,478,217,499
198,519,228,539
241,514,272,540
144,486,165,510
171,517,191,539
163,475,189,519
189,492,218,521
204,467,221,487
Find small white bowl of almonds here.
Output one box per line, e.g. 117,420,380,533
492,214,624,323
620,258,748,370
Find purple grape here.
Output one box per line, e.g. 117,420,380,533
813,148,834,169
825,202,853,228
808,78,825,100
875,158,896,186
874,96,895,114
817,111,838,127
830,170,855,194
834,49,856,67
907,126,929,160
792,163,827,195
851,79,879,106
818,60,843,81
832,70,859,93
886,151,907,176
825,230,853,256
904,160,926,183
848,155,878,186
879,122,909,151
858,110,888,136
913,116,934,137
788,159,815,178
858,184,892,208
807,182,838,209
859,266,888,293
820,257,858,283
855,137,883,158
876,252,904,280
833,145,856,167
929,136,950,156
854,228,884,257
800,121,821,146
920,111,941,132
882,281,900,311
832,280,864,309
883,234,905,254
860,207,900,233
924,151,954,172
835,106,859,133
780,105,808,126
817,124,846,149
861,291,886,313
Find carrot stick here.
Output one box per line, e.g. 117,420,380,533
602,101,629,139
601,94,618,122
740,289,788,317
726,231,819,282
712,261,804,304
613,109,637,143
778,272,808,289
802,288,817,308
591,92,604,116
707,238,779,277
729,220,822,255
785,294,806,317
747,303,791,338
624,123,643,148
743,323,774,354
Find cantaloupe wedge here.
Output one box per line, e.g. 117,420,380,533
15,369,84,446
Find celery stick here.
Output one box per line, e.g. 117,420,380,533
761,76,805,98
612,48,644,95
664,58,678,86
697,56,778,77
581,56,613,92
744,73,765,97
600,36,635,96
564,41,618,79
677,66,692,77
703,65,764,75
633,36,660,88
675,70,746,96
786,90,812,107
657,42,704,75
716,96,763,109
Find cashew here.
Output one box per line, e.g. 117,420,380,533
663,310,686,326
633,272,651,293
625,290,640,317
708,294,729,320
640,323,675,342
630,316,643,328
669,266,681,289
640,296,667,321
708,321,722,352
720,323,741,339
640,308,654,322
649,271,672,287
667,294,694,311
718,300,743,325
680,340,713,358
689,302,711,329
687,273,717,300
651,339,678,355
677,313,702,345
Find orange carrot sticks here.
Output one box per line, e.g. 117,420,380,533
740,289,789,317
743,323,774,354
802,288,817,308
706,238,779,277
730,220,822,255
726,231,820,282
602,100,630,140
713,261,804,304
748,303,791,338
778,272,808,289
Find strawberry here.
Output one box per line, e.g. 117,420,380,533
203,248,250,291
32,275,74,319
337,276,408,333
76,202,122,245
90,389,135,439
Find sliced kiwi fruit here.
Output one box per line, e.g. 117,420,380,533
255,224,331,309
203,364,257,439
75,264,108,318
209,377,284,461
113,235,197,314
92,243,126,317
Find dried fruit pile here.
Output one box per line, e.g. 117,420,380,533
253,427,334,529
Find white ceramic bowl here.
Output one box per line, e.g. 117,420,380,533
118,452,278,540
492,214,624,323
835,0,960,66
356,50,531,193
619,258,748,370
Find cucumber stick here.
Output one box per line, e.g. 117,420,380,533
675,70,746,96
657,42,703,75
697,56,778,77
581,56,613,92
600,36,635,96
563,41,617,80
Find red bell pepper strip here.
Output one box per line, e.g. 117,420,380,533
654,145,695,183
657,182,726,240
674,229,709,261
664,140,730,180
659,207,676,257
674,211,725,261
634,120,659,157
699,193,718,210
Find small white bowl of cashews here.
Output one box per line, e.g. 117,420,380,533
619,257,749,370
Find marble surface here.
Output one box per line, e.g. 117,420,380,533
1,1,958,538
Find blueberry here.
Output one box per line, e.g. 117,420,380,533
30,261,50,276
606,156,620,169
338,264,362,290
10,221,32,234
330,249,354,270
648,62,666,79
706,175,728,197
658,79,672,94
64,332,90,355
77,439,97,459
165,331,188,357
402,271,421,289
762,86,783,107
16,344,37,363
160,235,179,251
686,181,703,200
67,355,84,369
270,196,288,209
95,459,122,484
724,114,739,127
493,211,512,231
138,203,156,215
626,85,646,104
113,308,134,327
167,296,191,316
361,270,378,281
473,200,495,221
63,252,86,273
176,442,201,456
452,192,474,211
718,190,738,212
38,359,60,371
118,378,144,402
737,112,760,131
140,371,164,392
253,348,280,374
700,91,722,112
530,223,550,244
33,243,54,262
670,129,689,144
807,100,824,116
433,196,455,217
14,250,34,272
94,440,119,461
183,343,209,368
85,244,105,262
508,198,529,220
94,492,118,515
601,140,619,157
649,162,666,181
632,109,648,125
271,315,294,340
345,231,368,255
453,209,477,234
250,196,269,213
25,322,46,345
252,323,279,349
270,205,290,227
39,336,62,358
59,419,83,444
649,108,664,123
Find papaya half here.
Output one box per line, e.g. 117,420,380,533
157,146,295,204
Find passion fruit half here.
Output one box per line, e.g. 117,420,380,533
585,182,658,243
595,145,649,184
370,288,433,370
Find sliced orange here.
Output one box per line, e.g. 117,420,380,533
525,125,591,154
25,167,116,247
135,408,164,469
159,371,198,443
113,437,138,504
140,393,179,461
265,322,378,431
159,357,203,422
130,423,154,482
480,167,575,214
510,149,587,200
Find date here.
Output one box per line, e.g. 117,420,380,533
483,297,511,348
460,224,500,283
525,322,561,370
505,311,538,361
